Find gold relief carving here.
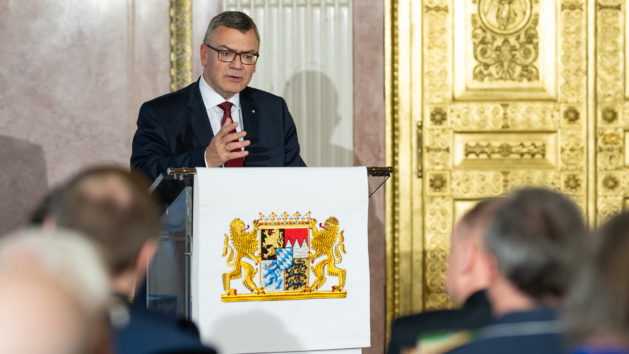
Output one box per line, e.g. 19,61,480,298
477,0,532,35
602,175,620,190
602,107,618,123
559,4,586,102
560,130,585,169
169,0,193,92
424,3,450,103
563,106,580,123
454,132,557,169
471,12,539,82
425,4,449,13
464,142,546,159
597,129,624,170
450,104,504,130
597,2,622,11
451,171,504,198
597,7,623,102
507,170,562,192
428,172,449,194
425,129,451,169
450,103,557,131
561,1,584,11
598,197,623,226
430,107,448,125
563,173,582,193
602,132,622,144
424,197,454,310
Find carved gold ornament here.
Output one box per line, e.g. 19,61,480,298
430,107,448,125
472,1,539,82
478,0,533,35
602,107,618,123
563,107,580,123
603,175,619,190
564,174,581,192
221,212,347,302
429,174,448,192
464,142,546,159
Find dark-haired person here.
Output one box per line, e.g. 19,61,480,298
131,11,305,181
447,188,588,354
564,211,629,354
42,166,216,354
387,198,504,354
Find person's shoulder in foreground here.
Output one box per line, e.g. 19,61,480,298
114,304,216,354
388,290,492,354
445,308,564,354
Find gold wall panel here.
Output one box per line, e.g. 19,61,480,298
596,0,628,225
386,0,591,337
453,132,558,169
453,0,557,100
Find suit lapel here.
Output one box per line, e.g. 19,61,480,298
240,88,260,163
187,80,214,147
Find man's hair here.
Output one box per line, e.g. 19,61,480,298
565,211,629,343
51,166,160,275
485,188,586,300
203,11,260,45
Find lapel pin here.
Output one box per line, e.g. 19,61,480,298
251,109,256,114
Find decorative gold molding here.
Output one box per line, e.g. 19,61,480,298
384,0,397,344
169,0,193,92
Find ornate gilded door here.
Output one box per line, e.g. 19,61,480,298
385,0,611,336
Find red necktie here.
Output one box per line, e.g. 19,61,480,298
218,101,244,167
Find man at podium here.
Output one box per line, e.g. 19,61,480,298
131,11,306,181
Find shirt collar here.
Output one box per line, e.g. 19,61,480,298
199,75,240,109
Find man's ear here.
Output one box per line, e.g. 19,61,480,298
200,43,208,67
459,239,477,275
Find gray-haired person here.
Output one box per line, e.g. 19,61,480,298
447,188,587,354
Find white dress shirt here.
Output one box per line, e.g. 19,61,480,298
198,76,245,166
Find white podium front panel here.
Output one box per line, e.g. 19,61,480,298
192,167,370,353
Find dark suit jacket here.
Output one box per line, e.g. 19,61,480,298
114,301,216,354
446,308,563,354
131,80,306,181
387,290,492,354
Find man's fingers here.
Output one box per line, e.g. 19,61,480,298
225,139,251,152
226,150,249,159
216,120,239,136
224,130,247,142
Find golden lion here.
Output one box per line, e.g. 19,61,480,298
222,218,264,295
306,217,346,292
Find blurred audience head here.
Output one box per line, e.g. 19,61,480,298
445,197,505,304
44,166,160,296
565,211,629,349
0,227,110,354
483,187,587,314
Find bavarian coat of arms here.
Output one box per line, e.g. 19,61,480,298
221,211,347,302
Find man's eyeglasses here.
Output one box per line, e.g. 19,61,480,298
205,44,259,65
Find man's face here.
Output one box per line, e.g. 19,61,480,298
201,26,258,100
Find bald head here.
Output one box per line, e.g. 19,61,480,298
0,228,110,354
